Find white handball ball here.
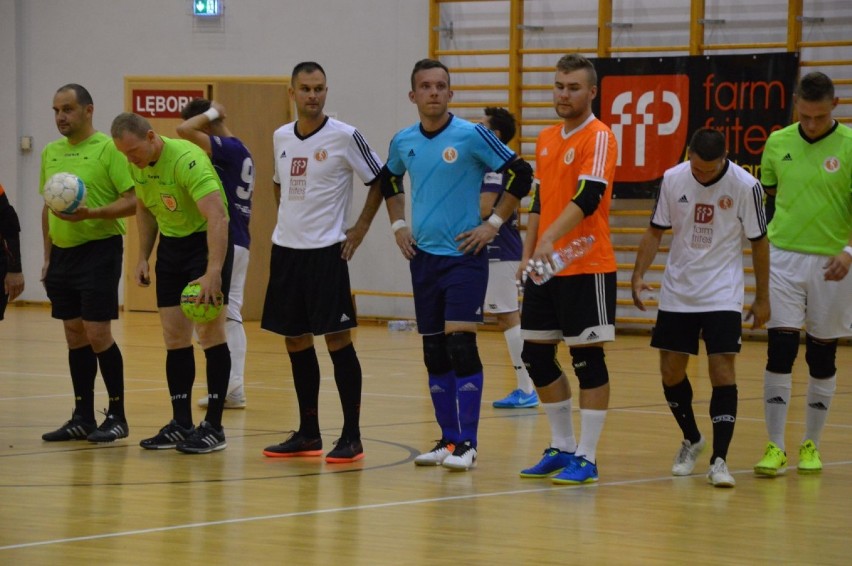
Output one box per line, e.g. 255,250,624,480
43,172,87,214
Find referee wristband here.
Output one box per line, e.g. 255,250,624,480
487,213,504,229
202,107,220,122
843,245,852,258
391,219,407,233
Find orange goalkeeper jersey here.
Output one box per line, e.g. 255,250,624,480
532,115,617,275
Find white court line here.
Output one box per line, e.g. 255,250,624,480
2,460,850,551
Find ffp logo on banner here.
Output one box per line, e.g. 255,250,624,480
601,75,690,183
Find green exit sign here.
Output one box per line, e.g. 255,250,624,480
193,0,222,17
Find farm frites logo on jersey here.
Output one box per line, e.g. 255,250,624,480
601,75,689,183
288,157,308,201
694,204,715,224
691,203,714,249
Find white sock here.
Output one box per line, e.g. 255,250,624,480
804,375,836,447
542,398,577,453
504,325,534,394
764,371,792,450
576,409,607,464
225,318,247,396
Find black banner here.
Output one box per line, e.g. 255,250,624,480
592,52,799,198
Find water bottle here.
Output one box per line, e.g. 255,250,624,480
526,235,595,285
388,320,417,332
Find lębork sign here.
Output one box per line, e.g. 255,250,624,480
132,90,205,118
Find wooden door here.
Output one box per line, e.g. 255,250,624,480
213,81,290,320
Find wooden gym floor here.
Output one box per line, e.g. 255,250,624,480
1,305,850,565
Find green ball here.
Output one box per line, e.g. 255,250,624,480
179,283,224,323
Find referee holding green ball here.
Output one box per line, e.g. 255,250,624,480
111,111,233,455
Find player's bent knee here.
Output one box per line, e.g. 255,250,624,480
522,342,561,388
766,328,800,374
805,334,837,379
446,331,482,377
570,346,609,390
422,333,452,375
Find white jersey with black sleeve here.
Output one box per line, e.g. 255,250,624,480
271,116,383,249
651,160,767,312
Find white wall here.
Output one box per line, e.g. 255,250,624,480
0,1,21,239
2,0,850,319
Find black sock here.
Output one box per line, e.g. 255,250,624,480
203,343,230,429
69,345,97,423
663,376,701,444
166,346,195,429
96,342,125,420
329,343,362,440
710,384,738,462
288,346,321,438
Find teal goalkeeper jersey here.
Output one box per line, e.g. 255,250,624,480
129,137,228,238
40,132,134,248
386,115,515,256
761,122,852,255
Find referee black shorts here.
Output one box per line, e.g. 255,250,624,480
155,231,234,308
45,235,123,322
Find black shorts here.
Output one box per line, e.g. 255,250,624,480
155,231,233,308
261,243,356,337
651,310,742,355
521,272,616,345
45,235,123,322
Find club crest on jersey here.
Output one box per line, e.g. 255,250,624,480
824,156,840,173
442,147,458,163
718,195,733,210
161,194,178,211
314,149,328,162
563,148,575,165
